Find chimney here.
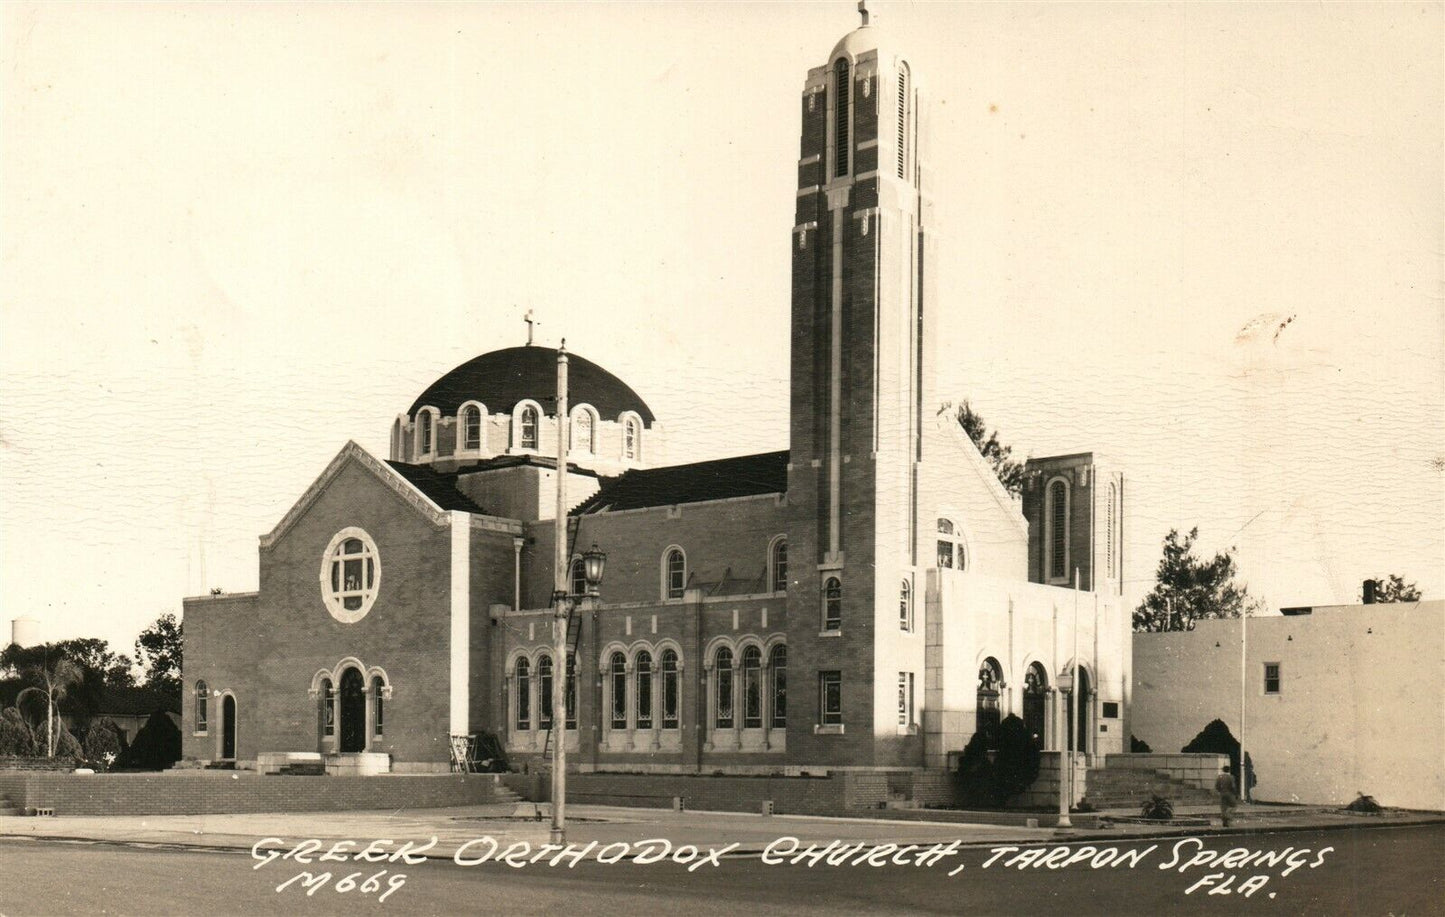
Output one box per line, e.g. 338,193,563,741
1362,579,1378,605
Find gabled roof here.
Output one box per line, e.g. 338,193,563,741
574,451,789,514
385,462,489,514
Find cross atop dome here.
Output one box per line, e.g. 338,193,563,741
858,0,870,28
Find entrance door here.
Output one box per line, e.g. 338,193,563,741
339,667,367,753
221,695,237,760
1066,667,1091,755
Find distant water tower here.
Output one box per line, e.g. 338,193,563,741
9,616,40,648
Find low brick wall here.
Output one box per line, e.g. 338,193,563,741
1104,753,1228,789
504,770,963,816
0,757,75,772
0,772,506,816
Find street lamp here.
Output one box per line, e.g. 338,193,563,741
1055,666,1074,829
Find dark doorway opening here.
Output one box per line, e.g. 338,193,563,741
1066,666,1091,755
221,695,237,760
339,667,366,753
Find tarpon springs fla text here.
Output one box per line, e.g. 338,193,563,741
253,835,1336,904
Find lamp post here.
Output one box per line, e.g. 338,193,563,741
1055,667,1073,828
549,341,606,846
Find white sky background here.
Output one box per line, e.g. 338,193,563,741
2,2,1441,655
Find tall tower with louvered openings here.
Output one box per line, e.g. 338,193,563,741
786,10,937,766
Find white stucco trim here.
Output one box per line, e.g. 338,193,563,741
449,512,470,736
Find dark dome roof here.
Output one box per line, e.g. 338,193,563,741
408,346,655,424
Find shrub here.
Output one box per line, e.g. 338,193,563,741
954,726,998,807
118,711,181,770
993,715,1042,804
1130,734,1152,753
1140,795,1174,820
53,725,84,763
1345,793,1383,814
1182,719,1256,794
83,718,127,770
0,707,38,757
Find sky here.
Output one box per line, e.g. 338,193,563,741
2,2,1441,657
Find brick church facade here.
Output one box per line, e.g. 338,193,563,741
182,14,1130,775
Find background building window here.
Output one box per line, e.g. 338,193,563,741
462,405,481,451
899,579,912,631
819,671,842,725
937,518,965,569
195,680,209,733
770,536,788,593
1264,662,1282,695
519,406,539,450
665,548,686,599
515,658,531,730
635,651,653,730
537,654,553,729
898,672,915,726
661,649,680,729
610,652,627,730
714,647,734,729
822,577,842,631
769,645,787,728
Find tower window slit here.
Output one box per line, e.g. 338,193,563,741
834,59,850,178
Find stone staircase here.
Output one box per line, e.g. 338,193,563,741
1082,767,1218,810
490,778,522,805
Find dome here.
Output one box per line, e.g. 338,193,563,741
829,24,881,63
407,346,655,424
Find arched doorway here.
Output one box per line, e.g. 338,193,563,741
976,658,1003,739
221,694,237,760
1022,662,1048,747
339,667,367,753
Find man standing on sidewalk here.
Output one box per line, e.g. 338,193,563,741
1215,765,1240,827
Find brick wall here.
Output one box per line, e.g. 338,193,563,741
1,773,505,816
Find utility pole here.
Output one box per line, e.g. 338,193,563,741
551,342,569,845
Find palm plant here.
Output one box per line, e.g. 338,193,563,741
16,656,82,757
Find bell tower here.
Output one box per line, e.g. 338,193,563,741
785,8,937,765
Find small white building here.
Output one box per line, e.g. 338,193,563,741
1132,599,1444,811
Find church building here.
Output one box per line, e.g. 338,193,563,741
181,12,1130,777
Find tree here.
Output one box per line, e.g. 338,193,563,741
1,639,133,725
948,400,1028,495
118,710,181,770
993,715,1043,804
1133,527,1263,632
53,638,136,688
134,613,183,697
15,655,82,757
1371,575,1422,603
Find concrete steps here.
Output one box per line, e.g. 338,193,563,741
490,781,523,805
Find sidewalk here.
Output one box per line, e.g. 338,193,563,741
0,801,1439,860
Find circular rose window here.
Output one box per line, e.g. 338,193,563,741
319,527,380,623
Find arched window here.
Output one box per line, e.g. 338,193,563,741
833,57,850,178
609,651,627,730
769,645,787,728
896,64,909,179
461,405,482,451
573,409,595,454
623,416,640,461
321,678,334,737
1047,479,1069,581
570,557,586,597
714,646,734,729
937,518,965,570
519,406,539,450
664,548,686,599
977,657,1004,738
661,649,680,729
324,529,378,617
822,577,842,631
635,651,653,730
515,658,531,730
899,579,912,631
770,536,788,593
537,654,553,729
195,681,209,734
742,645,763,728
1023,662,1048,747
565,653,577,728
418,410,435,456
371,675,385,737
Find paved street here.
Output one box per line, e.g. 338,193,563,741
2,822,1440,916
